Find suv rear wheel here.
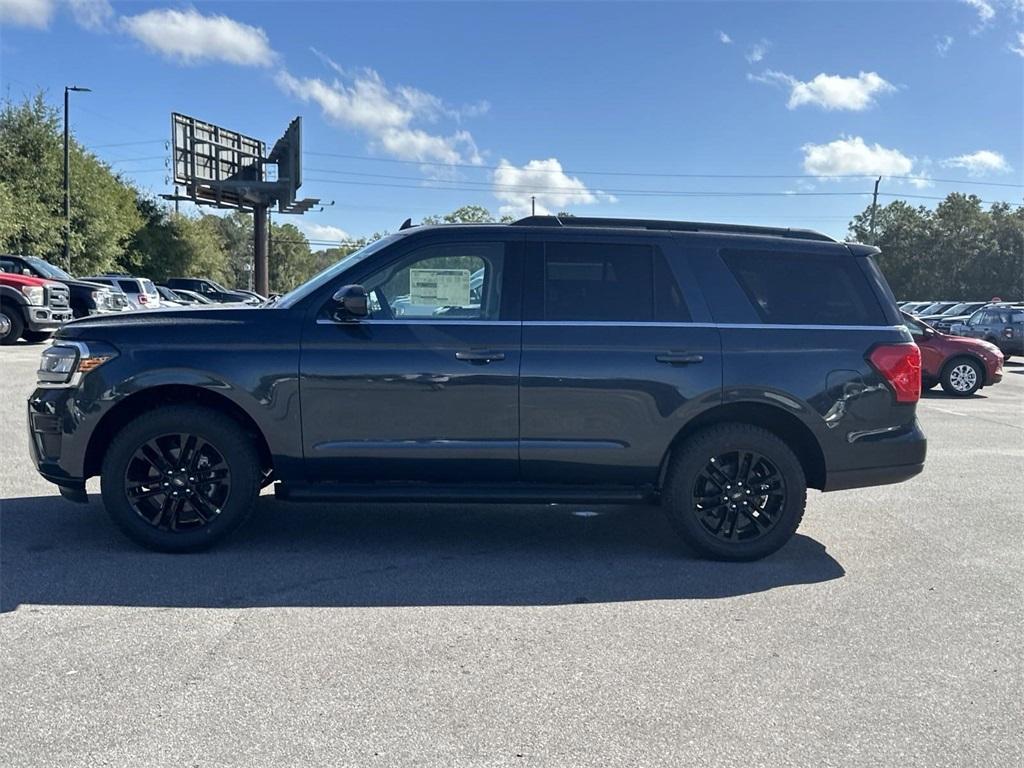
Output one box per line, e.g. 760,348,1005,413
101,405,261,552
662,424,807,561
940,357,982,397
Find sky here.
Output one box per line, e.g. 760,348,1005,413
1,0,1022,245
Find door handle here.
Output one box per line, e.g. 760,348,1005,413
456,349,506,363
656,353,704,365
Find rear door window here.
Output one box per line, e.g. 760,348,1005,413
538,242,689,322
117,280,140,294
721,249,886,326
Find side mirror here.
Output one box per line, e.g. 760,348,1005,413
331,284,369,321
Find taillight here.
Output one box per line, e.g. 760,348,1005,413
869,343,921,404
138,294,148,304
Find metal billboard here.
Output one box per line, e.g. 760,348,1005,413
171,112,266,210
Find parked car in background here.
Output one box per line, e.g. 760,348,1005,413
952,305,1024,360
900,301,933,313
154,286,185,306
0,271,72,344
30,215,926,560
164,277,259,304
903,312,1003,396
164,287,214,305
928,301,989,333
232,288,267,304
0,254,130,318
913,301,959,317
917,301,986,325
82,275,161,310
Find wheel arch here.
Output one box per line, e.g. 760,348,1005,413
660,401,827,491
83,384,273,479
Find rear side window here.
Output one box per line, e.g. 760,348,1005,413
540,242,689,322
117,280,140,294
141,279,157,294
721,249,885,326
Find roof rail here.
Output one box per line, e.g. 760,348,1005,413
510,215,835,243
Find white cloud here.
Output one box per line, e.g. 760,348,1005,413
962,0,996,24
0,0,54,28
67,0,112,31
276,68,483,165
1011,30,1024,56
492,158,615,218
298,221,351,243
718,30,732,44
801,136,932,187
750,70,896,111
942,150,1012,175
936,34,955,55
121,8,275,67
745,39,770,63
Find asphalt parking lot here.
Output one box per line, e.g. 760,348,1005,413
1,341,1021,768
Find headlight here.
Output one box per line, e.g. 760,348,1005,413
91,289,108,307
21,285,44,305
38,341,117,386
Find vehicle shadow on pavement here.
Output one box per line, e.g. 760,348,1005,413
0,495,844,612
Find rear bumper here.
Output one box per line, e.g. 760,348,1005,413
824,461,925,491
823,418,927,492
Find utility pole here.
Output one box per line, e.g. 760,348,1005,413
63,85,91,272
869,176,882,244
531,195,536,216
253,205,269,298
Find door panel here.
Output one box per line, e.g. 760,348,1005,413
520,322,722,484
301,321,521,482
299,237,522,483
519,235,722,485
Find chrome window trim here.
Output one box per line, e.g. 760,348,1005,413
315,318,906,331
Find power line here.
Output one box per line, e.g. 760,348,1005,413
305,150,1024,189
302,175,1021,207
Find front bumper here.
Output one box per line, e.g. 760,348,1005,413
25,306,73,332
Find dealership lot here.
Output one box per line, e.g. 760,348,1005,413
1,342,1021,767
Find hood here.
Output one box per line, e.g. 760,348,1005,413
0,272,56,288
57,303,260,337
935,331,1002,357
59,277,118,291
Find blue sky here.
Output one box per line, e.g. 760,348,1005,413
1,0,1022,244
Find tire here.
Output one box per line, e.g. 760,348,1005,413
0,305,24,345
101,405,261,552
662,423,807,561
21,330,52,343
940,357,983,397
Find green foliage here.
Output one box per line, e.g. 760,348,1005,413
126,200,229,284
849,193,1023,300
0,94,141,275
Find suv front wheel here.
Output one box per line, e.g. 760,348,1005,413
662,424,807,561
101,405,261,552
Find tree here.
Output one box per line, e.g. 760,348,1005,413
0,93,141,275
126,199,229,283
848,193,1023,300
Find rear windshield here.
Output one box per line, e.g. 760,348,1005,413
721,249,887,326
141,279,157,294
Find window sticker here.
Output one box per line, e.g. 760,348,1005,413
409,268,471,307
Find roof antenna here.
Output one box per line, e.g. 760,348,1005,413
399,218,413,230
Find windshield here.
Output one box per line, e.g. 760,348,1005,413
25,256,71,280
941,302,974,315
275,234,405,308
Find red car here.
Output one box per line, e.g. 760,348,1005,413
903,312,1003,396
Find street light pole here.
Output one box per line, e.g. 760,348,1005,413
63,85,91,273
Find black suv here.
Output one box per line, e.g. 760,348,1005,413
0,254,130,317
29,216,926,560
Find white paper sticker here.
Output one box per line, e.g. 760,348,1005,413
409,268,471,307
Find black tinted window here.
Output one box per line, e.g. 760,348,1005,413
541,242,688,322
721,249,885,326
